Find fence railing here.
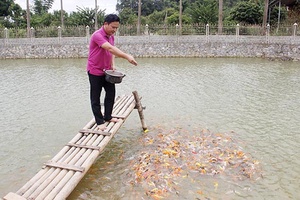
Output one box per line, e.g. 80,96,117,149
1,23,299,37
1,23,299,45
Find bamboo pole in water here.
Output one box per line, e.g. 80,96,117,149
133,91,148,131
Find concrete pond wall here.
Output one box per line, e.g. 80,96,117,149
1,35,300,61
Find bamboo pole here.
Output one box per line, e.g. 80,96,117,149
120,100,137,120
9,93,146,200
16,169,49,195
132,91,148,132
18,121,98,197
118,96,135,115
113,95,130,114
16,131,85,195
25,134,98,199
40,114,111,199
53,120,125,199
22,168,55,197
36,133,104,199
28,168,62,198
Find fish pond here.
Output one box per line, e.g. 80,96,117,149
0,58,299,199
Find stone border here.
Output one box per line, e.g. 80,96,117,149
0,36,299,61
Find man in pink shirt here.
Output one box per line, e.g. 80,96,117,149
87,14,138,130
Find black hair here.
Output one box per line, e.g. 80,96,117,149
104,14,120,24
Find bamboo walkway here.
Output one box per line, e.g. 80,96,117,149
3,91,147,200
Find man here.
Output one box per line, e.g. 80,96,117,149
87,14,138,130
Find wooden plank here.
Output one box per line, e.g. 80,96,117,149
45,133,95,170
79,129,111,136
67,143,101,150
44,161,85,172
3,192,27,200
111,114,126,119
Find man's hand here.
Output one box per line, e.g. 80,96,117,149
102,42,138,66
127,55,138,66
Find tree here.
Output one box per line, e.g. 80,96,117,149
68,6,105,29
187,0,218,24
218,0,223,34
118,7,136,24
262,0,269,29
60,0,64,28
117,0,165,16
269,5,287,25
31,12,54,27
33,0,54,15
0,0,14,16
230,1,263,24
51,10,68,26
166,10,192,24
9,3,24,27
27,0,30,37
146,10,167,24
0,0,24,28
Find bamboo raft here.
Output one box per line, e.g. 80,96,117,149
3,91,147,200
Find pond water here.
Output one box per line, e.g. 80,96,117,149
0,58,299,199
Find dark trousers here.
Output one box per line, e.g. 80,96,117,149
88,72,115,125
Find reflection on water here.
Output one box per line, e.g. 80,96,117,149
0,58,299,199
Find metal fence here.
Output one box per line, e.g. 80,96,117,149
1,23,299,38
1,23,299,45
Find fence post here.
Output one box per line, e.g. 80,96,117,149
266,23,270,44
30,27,35,42
145,24,150,42
115,28,120,44
58,26,62,43
145,24,149,35
293,23,298,37
86,25,90,43
206,24,210,43
4,27,8,45
176,24,179,43
236,24,240,43
4,27,8,38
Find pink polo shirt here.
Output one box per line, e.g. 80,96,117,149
87,27,114,76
